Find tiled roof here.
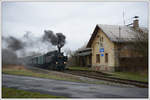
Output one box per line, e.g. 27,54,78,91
87,24,148,47
98,24,137,42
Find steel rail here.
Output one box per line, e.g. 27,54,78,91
64,70,148,88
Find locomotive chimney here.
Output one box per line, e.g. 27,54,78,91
58,47,61,53
57,45,61,53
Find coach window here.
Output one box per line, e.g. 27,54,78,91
96,54,100,63
105,53,108,63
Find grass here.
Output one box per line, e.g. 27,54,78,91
107,72,148,82
2,66,84,83
68,66,91,71
2,67,107,85
2,87,64,98
2,65,124,86
3,65,147,87
68,66,148,82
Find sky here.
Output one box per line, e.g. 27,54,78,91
2,1,149,52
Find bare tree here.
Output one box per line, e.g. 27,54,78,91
114,27,148,72
131,28,148,58
64,48,72,57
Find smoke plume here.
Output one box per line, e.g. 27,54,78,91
42,30,66,52
5,36,25,51
2,49,21,65
2,29,66,66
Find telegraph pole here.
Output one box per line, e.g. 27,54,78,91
123,10,125,25
119,26,121,42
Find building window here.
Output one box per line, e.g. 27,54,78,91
99,42,103,47
96,54,100,63
100,36,103,42
105,53,108,63
101,37,103,42
97,35,100,38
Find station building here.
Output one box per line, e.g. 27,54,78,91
84,19,148,72
76,48,92,67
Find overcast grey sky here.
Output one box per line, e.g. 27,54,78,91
2,2,148,51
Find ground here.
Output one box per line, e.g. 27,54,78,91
2,65,148,98
2,74,148,98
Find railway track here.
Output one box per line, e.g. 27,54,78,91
64,70,148,88
25,65,148,88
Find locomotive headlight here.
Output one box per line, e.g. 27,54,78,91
64,62,66,64
56,62,58,64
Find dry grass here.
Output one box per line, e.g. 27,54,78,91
2,64,134,87
68,66,91,71
2,64,26,70
106,72,148,82
2,64,84,82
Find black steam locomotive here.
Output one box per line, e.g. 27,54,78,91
30,50,67,71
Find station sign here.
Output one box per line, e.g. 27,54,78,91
100,48,104,52
101,54,104,57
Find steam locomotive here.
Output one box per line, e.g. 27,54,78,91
29,50,67,71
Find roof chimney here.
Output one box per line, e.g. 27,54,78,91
133,19,139,28
133,16,139,28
